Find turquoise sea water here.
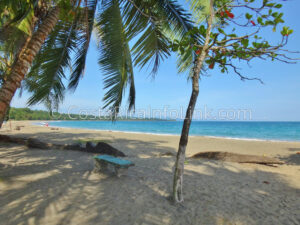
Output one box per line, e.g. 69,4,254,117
46,120,300,142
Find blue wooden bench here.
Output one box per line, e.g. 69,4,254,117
94,155,134,177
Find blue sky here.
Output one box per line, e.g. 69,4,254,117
11,0,300,121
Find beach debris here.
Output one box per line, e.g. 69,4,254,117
0,134,27,144
15,126,24,130
86,141,96,151
63,143,84,151
263,181,270,184
0,134,125,157
93,142,126,157
159,151,175,157
27,138,53,149
191,151,284,166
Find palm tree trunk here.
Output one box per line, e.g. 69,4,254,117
172,0,214,203
0,7,60,127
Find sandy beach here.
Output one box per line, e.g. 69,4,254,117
0,121,299,225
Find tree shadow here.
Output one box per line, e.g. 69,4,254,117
278,154,300,165
2,130,115,145
288,147,300,152
0,139,299,225
1,130,175,158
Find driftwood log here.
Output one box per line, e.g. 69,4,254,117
0,134,125,157
191,151,284,165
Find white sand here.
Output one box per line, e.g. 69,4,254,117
0,121,299,225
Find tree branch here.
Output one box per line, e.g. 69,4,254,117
224,63,264,84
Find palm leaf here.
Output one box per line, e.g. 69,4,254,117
25,19,77,109
157,0,193,36
187,0,211,23
131,23,170,74
97,0,135,117
129,0,193,75
68,0,98,90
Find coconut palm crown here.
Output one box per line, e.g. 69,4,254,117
0,0,193,118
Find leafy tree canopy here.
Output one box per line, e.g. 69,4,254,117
171,0,297,81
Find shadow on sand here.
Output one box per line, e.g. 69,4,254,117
0,135,299,225
276,148,300,165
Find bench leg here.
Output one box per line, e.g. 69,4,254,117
94,160,108,173
114,167,127,177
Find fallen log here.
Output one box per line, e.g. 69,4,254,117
0,134,125,157
191,151,284,165
93,142,126,157
0,134,27,145
27,138,53,149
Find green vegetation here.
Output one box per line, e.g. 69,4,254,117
0,0,191,126
7,107,172,121
8,107,84,120
170,0,298,203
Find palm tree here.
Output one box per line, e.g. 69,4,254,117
0,0,63,125
0,0,101,125
0,0,192,126
0,0,38,88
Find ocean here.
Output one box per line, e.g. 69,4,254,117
47,120,300,142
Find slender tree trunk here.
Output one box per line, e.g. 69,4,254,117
0,7,60,127
172,68,200,203
172,0,214,203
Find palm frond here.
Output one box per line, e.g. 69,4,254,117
25,19,77,109
23,1,98,109
0,0,37,58
177,46,194,76
128,0,193,75
187,0,211,23
157,0,193,36
97,0,135,118
68,0,98,90
122,0,150,40
97,0,193,117
132,22,170,74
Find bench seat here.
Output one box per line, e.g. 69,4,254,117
94,155,134,177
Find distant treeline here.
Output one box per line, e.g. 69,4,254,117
7,107,172,121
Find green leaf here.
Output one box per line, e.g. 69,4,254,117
218,28,225,35
274,4,282,9
245,13,252,20
241,38,249,48
97,1,136,116
257,17,263,25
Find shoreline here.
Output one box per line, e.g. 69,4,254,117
32,120,300,144
2,120,300,158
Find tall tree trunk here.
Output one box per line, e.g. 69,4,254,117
0,7,60,127
172,66,200,203
172,0,214,203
